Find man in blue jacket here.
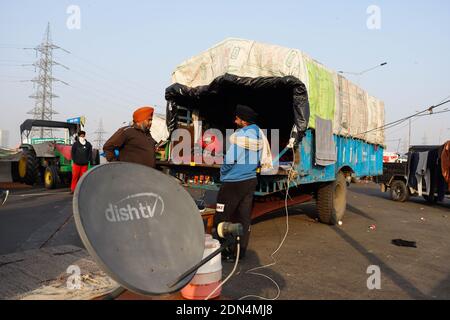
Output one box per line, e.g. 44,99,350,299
214,104,262,262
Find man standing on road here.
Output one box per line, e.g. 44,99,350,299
103,106,156,168
71,131,93,194
213,104,263,262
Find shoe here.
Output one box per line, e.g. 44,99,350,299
1,190,9,206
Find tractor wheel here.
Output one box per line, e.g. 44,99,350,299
18,149,39,185
11,162,20,182
44,166,60,189
317,172,347,225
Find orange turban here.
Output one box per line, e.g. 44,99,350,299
133,106,154,122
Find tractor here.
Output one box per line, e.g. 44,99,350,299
17,119,100,189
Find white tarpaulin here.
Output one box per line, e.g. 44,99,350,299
150,114,169,143
171,38,385,145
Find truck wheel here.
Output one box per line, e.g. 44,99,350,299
44,166,59,189
390,180,409,202
317,172,347,225
18,149,39,185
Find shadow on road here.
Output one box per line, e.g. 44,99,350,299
222,249,287,300
429,273,450,299
331,226,429,299
346,204,376,221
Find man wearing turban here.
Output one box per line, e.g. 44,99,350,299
213,104,270,263
103,106,156,168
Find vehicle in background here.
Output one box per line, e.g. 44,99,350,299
396,154,408,163
377,144,449,203
17,120,100,189
383,151,400,163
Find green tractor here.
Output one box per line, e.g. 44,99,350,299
17,119,100,189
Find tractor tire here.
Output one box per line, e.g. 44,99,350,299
11,162,20,182
317,172,347,225
390,180,409,202
44,166,60,189
18,149,39,185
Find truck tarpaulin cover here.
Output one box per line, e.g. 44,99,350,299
167,38,385,146
165,73,310,143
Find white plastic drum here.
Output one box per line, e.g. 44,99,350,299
190,235,222,285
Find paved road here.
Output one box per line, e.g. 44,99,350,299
0,188,82,255
0,183,449,299
223,184,450,300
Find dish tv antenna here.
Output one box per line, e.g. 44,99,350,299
73,162,242,298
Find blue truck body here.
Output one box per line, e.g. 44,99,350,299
252,129,383,196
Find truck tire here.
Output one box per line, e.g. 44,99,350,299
317,172,347,225
18,149,39,185
390,180,409,202
44,166,59,189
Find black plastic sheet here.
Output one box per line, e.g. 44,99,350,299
165,73,310,144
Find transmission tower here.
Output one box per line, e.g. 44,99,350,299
26,23,69,139
94,119,107,150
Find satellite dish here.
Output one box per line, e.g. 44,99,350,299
73,162,205,296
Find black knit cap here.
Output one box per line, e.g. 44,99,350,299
235,104,258,124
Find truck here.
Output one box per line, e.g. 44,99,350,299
156,38,385,225
377,144,450,203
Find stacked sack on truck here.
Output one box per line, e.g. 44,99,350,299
171,38,385,146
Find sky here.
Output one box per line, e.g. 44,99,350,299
1,0,449,151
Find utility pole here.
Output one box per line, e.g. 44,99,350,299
402,139,408,154
422,132,428,145
93,119,107,151
408,118,411,148
25,23,69,139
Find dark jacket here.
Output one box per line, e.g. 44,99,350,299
71,140,93,166
103,126,156,168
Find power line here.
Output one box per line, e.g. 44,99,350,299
356,99,450,137
67,67,145,106
1,43,164,112
338,62,387,76
66,52,161,95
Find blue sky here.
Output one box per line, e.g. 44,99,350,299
1,0,449,150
